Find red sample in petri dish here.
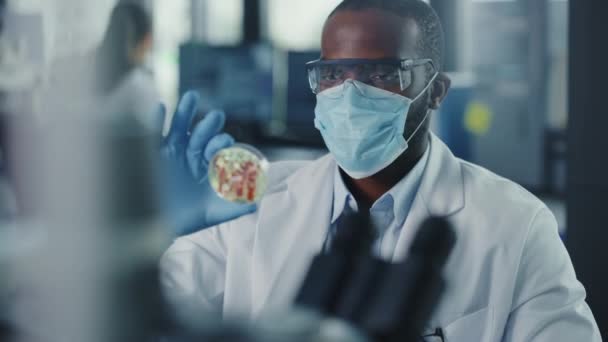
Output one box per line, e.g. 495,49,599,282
208,143,269,204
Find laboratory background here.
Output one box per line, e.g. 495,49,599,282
0,0,606,341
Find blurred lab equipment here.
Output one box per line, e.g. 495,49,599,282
0,110,172,341
0,3,169,334
434,73,474,161
430,0,568,197
296,213,456,342
461,1,547,190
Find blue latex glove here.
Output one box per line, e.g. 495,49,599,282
159,91,257,237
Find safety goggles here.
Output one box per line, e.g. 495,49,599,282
305,58,435,94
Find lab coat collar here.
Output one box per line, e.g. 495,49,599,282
391,133,465,260
419,133,465,217
331,144,431,227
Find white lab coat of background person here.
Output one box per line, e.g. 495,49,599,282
40,2,159,131
160,134,602,341
102,66,159,131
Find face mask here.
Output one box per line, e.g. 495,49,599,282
314,74,438,179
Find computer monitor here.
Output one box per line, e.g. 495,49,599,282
179,43,273,124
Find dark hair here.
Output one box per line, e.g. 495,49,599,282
96,2,152,93
328,0,445,72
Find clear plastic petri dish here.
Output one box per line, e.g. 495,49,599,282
208,143,269,204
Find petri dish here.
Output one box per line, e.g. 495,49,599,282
208,143,269,204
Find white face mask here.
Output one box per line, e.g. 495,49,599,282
314,74,438,179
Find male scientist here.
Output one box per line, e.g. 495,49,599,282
159,0,602,340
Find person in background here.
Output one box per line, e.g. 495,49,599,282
94,2,159,131
44,2,159,131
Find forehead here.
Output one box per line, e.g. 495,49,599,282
321,9,420,60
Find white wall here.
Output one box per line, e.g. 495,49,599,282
266,0,341,50
153,0,191,113
11,0,117,63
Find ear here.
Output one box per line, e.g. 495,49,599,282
429,72,451,110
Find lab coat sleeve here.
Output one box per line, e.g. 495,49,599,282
160,226,229,317
502,207,602,342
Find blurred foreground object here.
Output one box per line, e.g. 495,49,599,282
9,116,171,341
296,213,456,341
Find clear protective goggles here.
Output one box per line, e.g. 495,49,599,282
305,58,435,94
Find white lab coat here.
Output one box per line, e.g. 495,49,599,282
161,134,602,341
103,67,160,132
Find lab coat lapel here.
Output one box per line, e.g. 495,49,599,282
251,155,336,315
392,134,466,261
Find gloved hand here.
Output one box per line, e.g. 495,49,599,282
159,91,257,237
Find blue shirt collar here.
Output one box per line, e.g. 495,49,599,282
331,146,430,229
